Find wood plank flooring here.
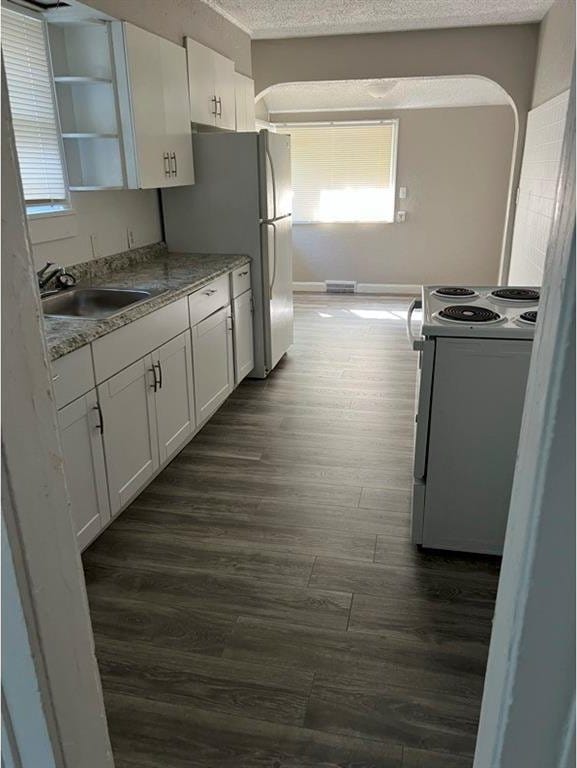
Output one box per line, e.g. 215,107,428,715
83,294,500,768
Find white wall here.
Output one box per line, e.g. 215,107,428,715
30,190,161,269
281,106,515,286
508,90,570,285
532,0,576,109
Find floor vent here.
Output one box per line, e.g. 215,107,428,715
325,280,357,294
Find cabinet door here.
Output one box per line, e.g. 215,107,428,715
186,37,217,126
58,390,110,551
192,306,234,425
159,36,194,186
98,357,159,516
234,73,255,132
153,331,196,465
123,23,168,188
233,290,254,384
213,51,236,130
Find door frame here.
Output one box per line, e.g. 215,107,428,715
474,74,575,767
1,67,113,767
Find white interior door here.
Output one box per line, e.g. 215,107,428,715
98,356,159,515
153,331,196,464
508,90,570,285
58,390,110,550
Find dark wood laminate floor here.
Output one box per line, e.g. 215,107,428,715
83,294,500,768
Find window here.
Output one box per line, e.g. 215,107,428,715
280,122,397,224
2,7,68,213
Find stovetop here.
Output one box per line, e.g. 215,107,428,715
421,286,540,339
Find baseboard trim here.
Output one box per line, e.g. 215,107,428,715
293,282,325,292
293,281,420,295
357,283,420,295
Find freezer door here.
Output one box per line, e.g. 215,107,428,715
259,130,292,221
261,214,294,372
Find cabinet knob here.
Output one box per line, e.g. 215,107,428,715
204,288,217,296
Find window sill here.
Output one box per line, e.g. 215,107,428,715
27,203,73,218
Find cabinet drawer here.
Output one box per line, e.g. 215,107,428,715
188,274,230,326
231,264,251,298
92,297,189,384
52,346,95,409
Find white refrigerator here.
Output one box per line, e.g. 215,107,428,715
162,130,293,378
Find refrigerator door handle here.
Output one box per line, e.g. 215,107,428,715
265,145,277,221
266,221,277,291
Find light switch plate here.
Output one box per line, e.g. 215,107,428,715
399,186,407,199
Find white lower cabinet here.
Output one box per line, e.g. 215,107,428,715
192,306,234,425
98,356,160,516
55,265,253,548
233,290,254,384
153,331,196,464
58,390,111,550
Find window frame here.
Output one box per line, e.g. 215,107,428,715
277,119,399,225
2,1,71,218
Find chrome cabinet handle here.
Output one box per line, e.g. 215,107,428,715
155,361,163,390
163,152,171,177
170,152,177,177
406,298,424,351
93,403,104,435
238,270,249,277
217,97,222,117
211,95,218,116
204,288,217,296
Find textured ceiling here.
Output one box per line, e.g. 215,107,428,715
201,0,554,39
262,77,511,114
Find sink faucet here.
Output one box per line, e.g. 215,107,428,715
37,262,75,292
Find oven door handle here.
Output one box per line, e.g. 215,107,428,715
406,298,424,351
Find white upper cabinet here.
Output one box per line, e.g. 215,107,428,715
186,38,236,131
234,72,256,132
159,35,195,186
48,20,194,190
116,22,194,188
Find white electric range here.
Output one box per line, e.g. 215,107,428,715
406,286,539,555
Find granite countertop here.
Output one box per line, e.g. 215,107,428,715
44,244,250,361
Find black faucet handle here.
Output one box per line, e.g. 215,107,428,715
36,261,54,279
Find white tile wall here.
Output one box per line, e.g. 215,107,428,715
508,90,570,285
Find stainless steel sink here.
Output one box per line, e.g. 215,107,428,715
42,288,159,319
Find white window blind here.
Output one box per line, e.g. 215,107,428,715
2,8,67,206
282,123,397,224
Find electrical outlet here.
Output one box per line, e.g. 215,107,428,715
396,210,407,223
127,228,136,249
